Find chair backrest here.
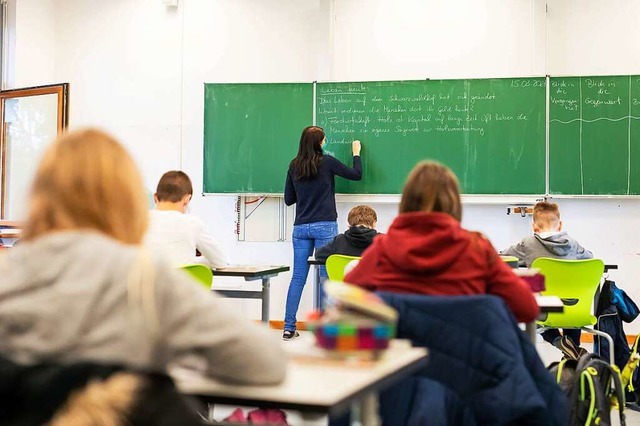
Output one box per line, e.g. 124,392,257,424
180,264,213,290
377,292,568,424
326,254,361,281
532,257,604,327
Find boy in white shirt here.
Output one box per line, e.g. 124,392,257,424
146,171,227,268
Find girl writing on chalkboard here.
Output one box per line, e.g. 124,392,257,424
282,126,362,340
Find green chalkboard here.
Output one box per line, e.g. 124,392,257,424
549,75,640,195
203,83,313,193
317,79,546,194
203,79,546,195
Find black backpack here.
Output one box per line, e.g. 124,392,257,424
549,353,626,426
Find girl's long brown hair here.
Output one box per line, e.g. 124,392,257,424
290,126,325,180
399,160,462,221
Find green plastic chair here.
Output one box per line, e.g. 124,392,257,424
533,257,614,364
326,254,362,281
180,264,213,290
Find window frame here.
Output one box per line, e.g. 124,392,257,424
0,82,69,218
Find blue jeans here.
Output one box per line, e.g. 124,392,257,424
284,221,338,331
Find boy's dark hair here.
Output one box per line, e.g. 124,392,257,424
155,171,193,203
348,205,377,227
533,202,560,227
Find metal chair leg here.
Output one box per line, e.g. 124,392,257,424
583,327,615,366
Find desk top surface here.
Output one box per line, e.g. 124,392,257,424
174,340,427,415
307,257,324,265
0,233,20,239
211,265,289,277
535,295,564,313
0,220,22,227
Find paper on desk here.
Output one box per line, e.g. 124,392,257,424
513,268,540,276
212,265,276,272
213,265,251,271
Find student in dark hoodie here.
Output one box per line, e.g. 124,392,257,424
344,161,539,323
502,201,593,358
315,205,379,261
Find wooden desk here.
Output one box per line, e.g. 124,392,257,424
0,220,22,227
307,257,325,310
174,340,428,424
0,232,21,239
526,295,564,343
0,222,21,241
211,265,289,324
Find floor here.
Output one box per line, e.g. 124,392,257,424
208,331,640,425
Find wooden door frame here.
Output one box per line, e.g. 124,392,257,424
0,83,69,218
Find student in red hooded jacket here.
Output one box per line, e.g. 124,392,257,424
344,160,539,323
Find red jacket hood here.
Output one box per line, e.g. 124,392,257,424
380,211,470,273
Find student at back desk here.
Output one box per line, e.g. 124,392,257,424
315,205,379,262
502,201,593,359
146,170,227,268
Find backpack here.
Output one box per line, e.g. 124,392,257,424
595,280,639,368
624,335,640,402
549,353,626,426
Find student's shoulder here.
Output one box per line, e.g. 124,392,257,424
467,230,493,246
182,213,205,228
153,210,203,228
466,231,505,259
321,154,342,166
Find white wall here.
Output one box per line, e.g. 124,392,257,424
546,0,640,76
331,0,546,80
11,0,56,87
9,0,640,331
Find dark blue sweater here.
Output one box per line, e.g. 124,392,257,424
284,155,362,225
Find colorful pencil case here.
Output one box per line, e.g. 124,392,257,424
309,322,395,351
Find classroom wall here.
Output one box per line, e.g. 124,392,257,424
10,0,56,88
9,0,640,331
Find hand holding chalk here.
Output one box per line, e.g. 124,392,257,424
352,140,361,156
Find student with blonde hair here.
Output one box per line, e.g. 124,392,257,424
502,201,593,358
344,160,538,323
502,201,593,268
0,129,285,385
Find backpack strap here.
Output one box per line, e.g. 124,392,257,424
587,358,626,426
554,358,570,383
609,363,627,426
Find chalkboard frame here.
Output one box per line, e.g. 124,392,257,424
204,75,640,197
